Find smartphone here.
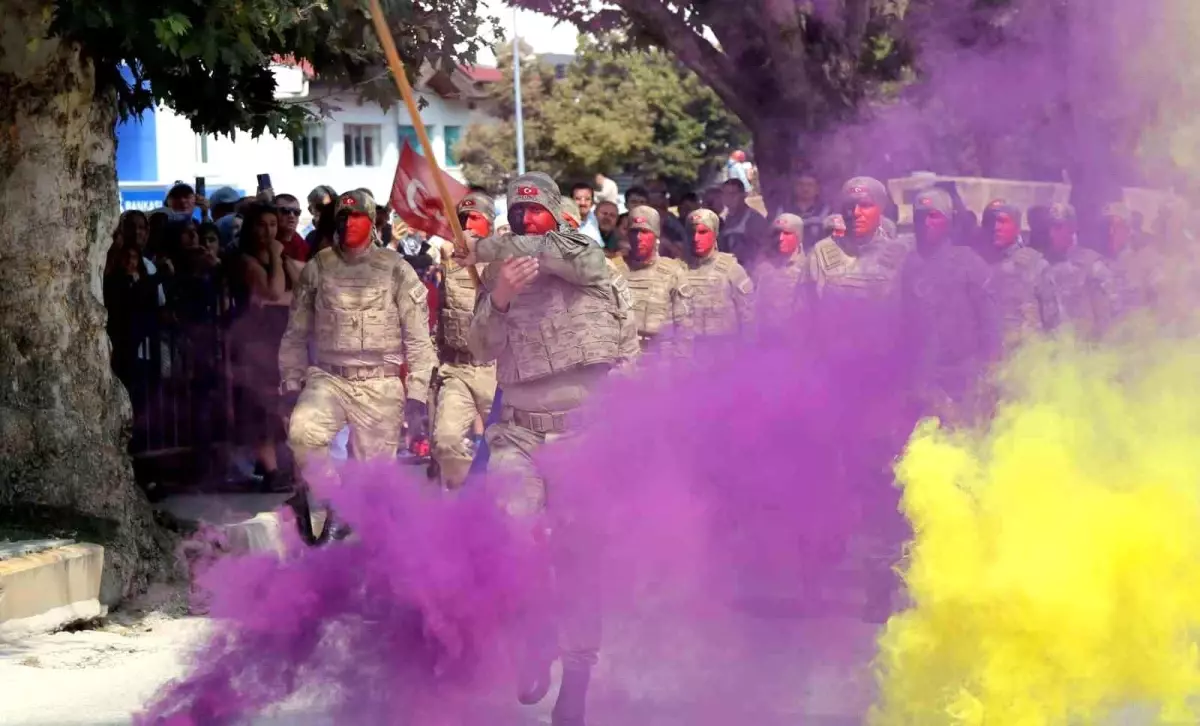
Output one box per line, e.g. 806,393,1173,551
194,176,206,198
256,173,274,201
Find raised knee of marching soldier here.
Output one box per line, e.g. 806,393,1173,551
287,395,341,453
485,424,546,518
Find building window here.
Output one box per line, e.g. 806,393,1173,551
443,126,462,166
344,124,381,167
292,125,325,167
398,124,426,156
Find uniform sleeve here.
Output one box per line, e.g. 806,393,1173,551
667,266,695,359
468,265,508,365
729,260,757,337
968,254,1002,362
1036,265,1060,331
1089,258,1118,334
279,257,319,387
394,261,436,403
612,273,641,369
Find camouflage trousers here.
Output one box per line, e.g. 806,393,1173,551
288,366,406,469
486,413,601,668
431,362,496,489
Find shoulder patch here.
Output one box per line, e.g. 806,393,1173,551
816,242,848,271
612,274,633,312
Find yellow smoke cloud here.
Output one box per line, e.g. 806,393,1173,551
871,330,1200,725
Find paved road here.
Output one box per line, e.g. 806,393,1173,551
0,603,878,726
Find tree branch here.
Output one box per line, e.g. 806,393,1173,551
608,0,754,122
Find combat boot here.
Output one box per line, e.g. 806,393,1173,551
516,649,554,705
550,663,591,726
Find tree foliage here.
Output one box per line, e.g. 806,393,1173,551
457,36,749,193
51,0,497,138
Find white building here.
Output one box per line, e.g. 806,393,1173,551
116,63,501,212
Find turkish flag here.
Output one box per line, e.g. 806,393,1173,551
390,138,469,240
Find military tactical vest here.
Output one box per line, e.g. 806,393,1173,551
988,245,1048,346
687,252,748,337
752,251,805,330
440,261,483,354
495,273,624,385
1042,246,1110,336
626,258,681,339
811,234,909,301
313,247,414,356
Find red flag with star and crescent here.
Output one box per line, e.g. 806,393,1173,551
390,138,469,240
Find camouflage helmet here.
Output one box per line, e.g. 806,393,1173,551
456,191,496,223
337,189,376,218
687,208,721,238
1048,202,1077,223
1101,201,1130,222
984,198,1022,227
507,172,564,229
840,176,889,208
772,212,804,236
560,199,582,229
628,206,661,237
913,187,955,218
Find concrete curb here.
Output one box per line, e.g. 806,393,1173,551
157,494,291,557
0,543,106,637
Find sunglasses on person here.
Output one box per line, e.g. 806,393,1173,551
278,207,302,216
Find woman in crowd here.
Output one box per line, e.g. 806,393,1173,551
228,203,291,490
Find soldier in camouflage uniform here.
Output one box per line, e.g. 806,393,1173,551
430,192,497,489
977,199,1050,350
1098,201,1147,317
682,208,755,342
623,206,694,359
466,172,638,726
807,177,910,306
280,189,436,543
900,188,999,421
749,212,808,336
1038,202,1118,339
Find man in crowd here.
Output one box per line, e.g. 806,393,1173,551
977,199,1050,349
430,192,497,489
900,188,999,422
645,178,687,259
684,208,755,342
623,206,694,360
571,182,602,244
1038,202,1117,339
209,186,241,221
724,149,751,191
749,212,808,336
594,172,620,205
274,193,310,262
279,189,436,544
791,172,830,251
595,200,622,256
623,185,649,210
165,180,208,222
466,171,638,726
718,179,769,267
676,191,701,222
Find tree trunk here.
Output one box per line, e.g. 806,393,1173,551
750,117,803,218
0,0,173,603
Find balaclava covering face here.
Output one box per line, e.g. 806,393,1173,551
627,206,661,262
506,172,562,235
456,192,496,239
687,209,721,258
913,188,955,250
772,213,804,255
337,190,377,252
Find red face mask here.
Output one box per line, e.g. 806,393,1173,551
463,210,491,238
1049,222,1075,254
852,202,881,238
522,206,557,235
920,210,951,247
692,224,716,257
993,213,1019,248
778,230,800,255
342,213,374,251
632,229,657,260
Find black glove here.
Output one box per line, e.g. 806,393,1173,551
405,399,429,441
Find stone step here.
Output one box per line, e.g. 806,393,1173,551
0,541,105,637
156,494,292,557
